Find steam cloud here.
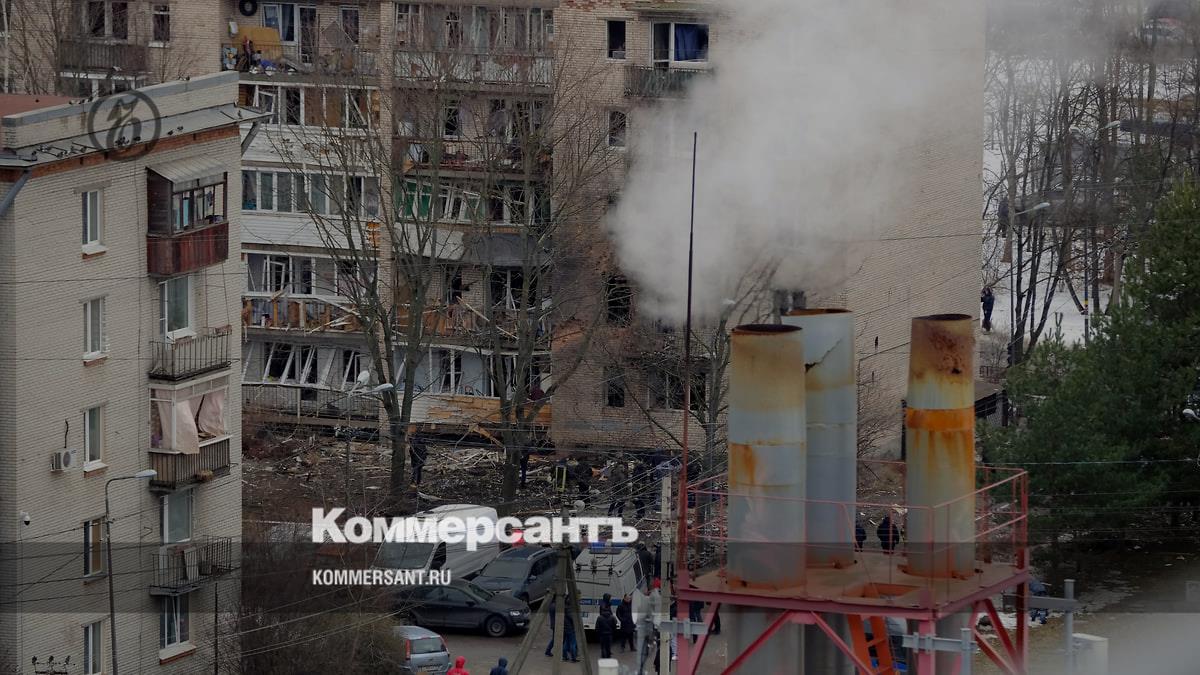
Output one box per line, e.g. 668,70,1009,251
608,0,975,321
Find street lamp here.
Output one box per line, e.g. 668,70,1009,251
104,469,157,675
331,382,394,507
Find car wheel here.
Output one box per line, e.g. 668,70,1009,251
484,614,508,637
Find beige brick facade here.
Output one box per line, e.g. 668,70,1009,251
0,72,244,674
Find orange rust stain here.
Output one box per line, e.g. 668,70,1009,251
726,574,805,591
729,442,758,487
909,318,975,381
905,407,974,432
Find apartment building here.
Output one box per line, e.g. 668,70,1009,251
0,72,248,674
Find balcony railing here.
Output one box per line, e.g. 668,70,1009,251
243,296,361,332
149,438,231,491
148,327,232,381
147,219,229,277
60,38,149,72
150,536,235,596
395,302,550,341
624,65,709,98
243,383,381,421
394,49,552,86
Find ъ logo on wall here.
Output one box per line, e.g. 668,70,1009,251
85,90,162,162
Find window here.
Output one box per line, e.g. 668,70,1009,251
342,350,367,387
607,20,626,59
437,350,462,394
159,276,191,338
86,1,104,36
490,268,533,310
605,275,631,324
284,87,302,125
262,343,316,384
0,0,13,35
605,367,625,408
650,369,683,410
445,267,464,304
262,2,298,42
83,297,106,357
608,110,627,148
346,88,369,129
83,518,104,576
443,100,461,137
110,1,127,39
84,406,104,463
443,9,463,48
161,492,193,544
341,7,360,43
83,621,103,675
653,22,709,64
396,3,422,46
152,4,171,43
81,190,101,248
160,594,190,649
171,178,225,231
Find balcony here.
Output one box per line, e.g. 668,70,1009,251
150,536,235,596
148,327,232,381
243,383,381,422
147,219,229,277
394,50,552,87
222,42,378,77
243,296,362,332
624,65,710,98
60,38,149,72
148,437,231,491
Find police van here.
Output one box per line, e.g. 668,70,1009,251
574,542,647,629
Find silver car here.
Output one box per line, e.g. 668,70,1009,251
393,625,451,675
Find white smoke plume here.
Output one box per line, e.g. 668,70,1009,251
608,0,979,321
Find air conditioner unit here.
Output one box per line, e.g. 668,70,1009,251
50,448,79,472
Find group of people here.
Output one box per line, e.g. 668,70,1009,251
853,513,904,553
544,591,639,662
443,656,509,675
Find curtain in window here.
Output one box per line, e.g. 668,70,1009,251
674,24,707,61
153,390,199,454
195,390,227,437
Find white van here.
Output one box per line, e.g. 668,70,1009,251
574,543,647,630
374,504,501,580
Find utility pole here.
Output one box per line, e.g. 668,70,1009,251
658,475,674,673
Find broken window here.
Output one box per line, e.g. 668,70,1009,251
444,9,463,48
605,367,626,408
608,110,627,148
396,3,422,46
443,100,462,137
650,369,684,410
490,268,536,310
445,267,464,304
341,6,360,43
607,20,626,59
605,275,632,325
437,350,463,394
342,350,368,387
150,377,229,454
262,343,316,384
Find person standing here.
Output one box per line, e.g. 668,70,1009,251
409,432,428,486
544,596,557,657
981,286,996,332
447,656,470,675
878,514,900,553
488,657,508,675
596,604,617,658
617,593,636,652
563,611,579,662
608,458,628,516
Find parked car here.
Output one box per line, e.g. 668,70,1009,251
471,546,558,604
375,504,502,579
395,579,531,637
392,625,451,674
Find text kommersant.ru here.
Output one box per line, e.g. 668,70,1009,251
312,569,453,586
310,508,638,550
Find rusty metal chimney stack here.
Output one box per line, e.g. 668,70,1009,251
905,314,976,578
726,324,806,670
784,309,856,675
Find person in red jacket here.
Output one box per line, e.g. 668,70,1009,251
447,656,470,675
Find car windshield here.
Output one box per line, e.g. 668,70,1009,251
464,581,495,600
409,637,444,655
375,541,434,569
479,558,530,579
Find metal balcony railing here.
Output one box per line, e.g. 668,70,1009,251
394,49,552,86
243,384,381,421
60,38,149,72
624,65,709,98
148,327,232,381
148,438,231,491
150,536,235,595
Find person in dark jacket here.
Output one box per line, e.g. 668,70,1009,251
544,597,557,657
596,605,617,658
855,519,867,551
878,514,900,553
617,593,636,651
981,287,996,332
607,459,628,516
519,448,530,489
562,612,579,662
488,658,508,675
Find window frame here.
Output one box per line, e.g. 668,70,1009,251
151,3,171,44
161,491,193,544
341,6,360,44
159,275,192,340
83,518,104,577
83,296,107,358
606,20,626,59
604,367,626,408
83,620,104,675
651,21,710,65
395,3,423,46
160,593,190,650
608,110,627,148
82,189,103,250
84,405,104,464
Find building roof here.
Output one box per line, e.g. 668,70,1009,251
151,155,231,185
0,94,74,118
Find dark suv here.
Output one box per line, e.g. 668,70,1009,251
471,546,558,604
395,580,531,638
